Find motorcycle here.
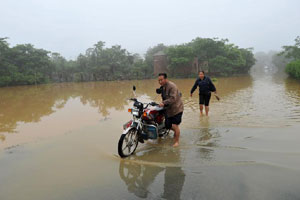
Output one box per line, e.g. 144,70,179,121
118,86,169,158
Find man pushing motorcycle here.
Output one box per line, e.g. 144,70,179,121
157,73,184,147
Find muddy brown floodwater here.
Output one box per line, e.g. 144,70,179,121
1,72,300,200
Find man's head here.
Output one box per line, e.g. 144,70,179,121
198,71,205,80
158,73,168,86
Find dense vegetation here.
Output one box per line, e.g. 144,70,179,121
0,38,53,86
279,36,300,79
166,38,255,77
0,37,255,87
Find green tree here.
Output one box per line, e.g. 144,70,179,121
50,52,71,82
280,36,300,60
166,45,194,77
0,39,53,86
280,36,300,79
10,44,53,85
0,37,255,87
0,38,16,86
285,60,300,79
190,37,228,73
239,48,255,73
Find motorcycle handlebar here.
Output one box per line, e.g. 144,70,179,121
149,102,159,106
144,102,160,109
129,98,137,102
128,98,159,108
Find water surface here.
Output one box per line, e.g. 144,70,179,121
0,73,300,199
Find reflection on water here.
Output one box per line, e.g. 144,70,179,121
119,160,163,198
1,74,300,148
1,73,300,199
284,78,300,121
184,75,300,128
0,77,252,135
0,134,5,141
181,76,254,128
119,145,185,200
195,127,217,161
118,127,224,199
0,85,65,133
0,81,157,148
0,81,157,133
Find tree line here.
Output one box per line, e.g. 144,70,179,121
166,38,255,77
279,36,300,79
0,37,255,87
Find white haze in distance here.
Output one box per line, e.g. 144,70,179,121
1,0,299,59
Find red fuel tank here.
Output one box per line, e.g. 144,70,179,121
142,108,164,124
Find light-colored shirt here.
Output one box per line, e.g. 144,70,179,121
162,81,184,117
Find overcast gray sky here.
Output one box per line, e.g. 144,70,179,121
1,0,299,59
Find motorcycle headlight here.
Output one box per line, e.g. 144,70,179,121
132,109,140,116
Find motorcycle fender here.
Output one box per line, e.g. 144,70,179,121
122,126,136,135
131,122,138,128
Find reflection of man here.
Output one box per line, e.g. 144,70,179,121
162,167,185,200
119,160,164,198
119,147,185,200
158,73,184,147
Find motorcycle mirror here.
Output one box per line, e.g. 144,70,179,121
133,85,136,91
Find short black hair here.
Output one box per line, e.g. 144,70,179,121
158,73,167,79
198,70,205,74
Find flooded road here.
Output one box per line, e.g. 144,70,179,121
1,73,300,199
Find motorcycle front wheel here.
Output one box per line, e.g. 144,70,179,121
118,128,139,158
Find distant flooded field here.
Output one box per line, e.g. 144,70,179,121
1,74,300,199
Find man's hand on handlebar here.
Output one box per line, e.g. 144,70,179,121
129,98,137,101
159,102,164,107
149,102,158,106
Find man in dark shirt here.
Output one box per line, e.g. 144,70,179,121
190,71,217,116
158,73,183,147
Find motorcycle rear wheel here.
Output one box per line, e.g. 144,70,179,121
118,129,139,158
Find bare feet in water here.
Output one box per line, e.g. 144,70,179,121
173,142,179,147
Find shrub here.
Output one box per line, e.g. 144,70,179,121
285,60,300,79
